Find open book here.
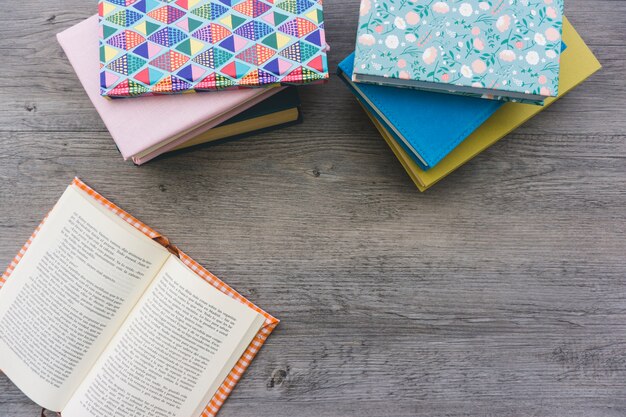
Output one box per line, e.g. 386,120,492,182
0,178,278,417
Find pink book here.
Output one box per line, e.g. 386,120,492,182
57,15,282,165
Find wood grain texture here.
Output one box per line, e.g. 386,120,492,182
0,0,625,416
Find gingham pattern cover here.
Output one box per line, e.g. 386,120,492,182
0,177,279,417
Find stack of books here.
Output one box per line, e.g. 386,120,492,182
58,0,329,164
339,0,601,191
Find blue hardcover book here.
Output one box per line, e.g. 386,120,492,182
338,53,503,170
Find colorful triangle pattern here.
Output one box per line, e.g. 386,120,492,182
99,0,328,96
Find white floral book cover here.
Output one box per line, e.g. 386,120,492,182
353,0,564,104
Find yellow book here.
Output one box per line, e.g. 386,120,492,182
363,17,601,191
172,108,300,152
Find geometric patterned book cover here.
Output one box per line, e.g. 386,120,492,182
353,0,564,104
99,0,329,97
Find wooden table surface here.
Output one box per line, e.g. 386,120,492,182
1,1,625,416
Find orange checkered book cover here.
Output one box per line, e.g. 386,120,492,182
0,177,279,417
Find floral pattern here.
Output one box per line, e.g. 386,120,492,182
354,0,564,102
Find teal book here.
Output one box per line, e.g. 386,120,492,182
151,87,302,161
338,53,502,170
211,87,300,126
352,0,564,104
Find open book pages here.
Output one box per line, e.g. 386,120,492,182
0,179,277,417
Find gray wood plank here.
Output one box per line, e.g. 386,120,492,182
1,0,625,416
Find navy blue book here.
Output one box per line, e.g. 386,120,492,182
338,53,503,170
151,88,302,162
